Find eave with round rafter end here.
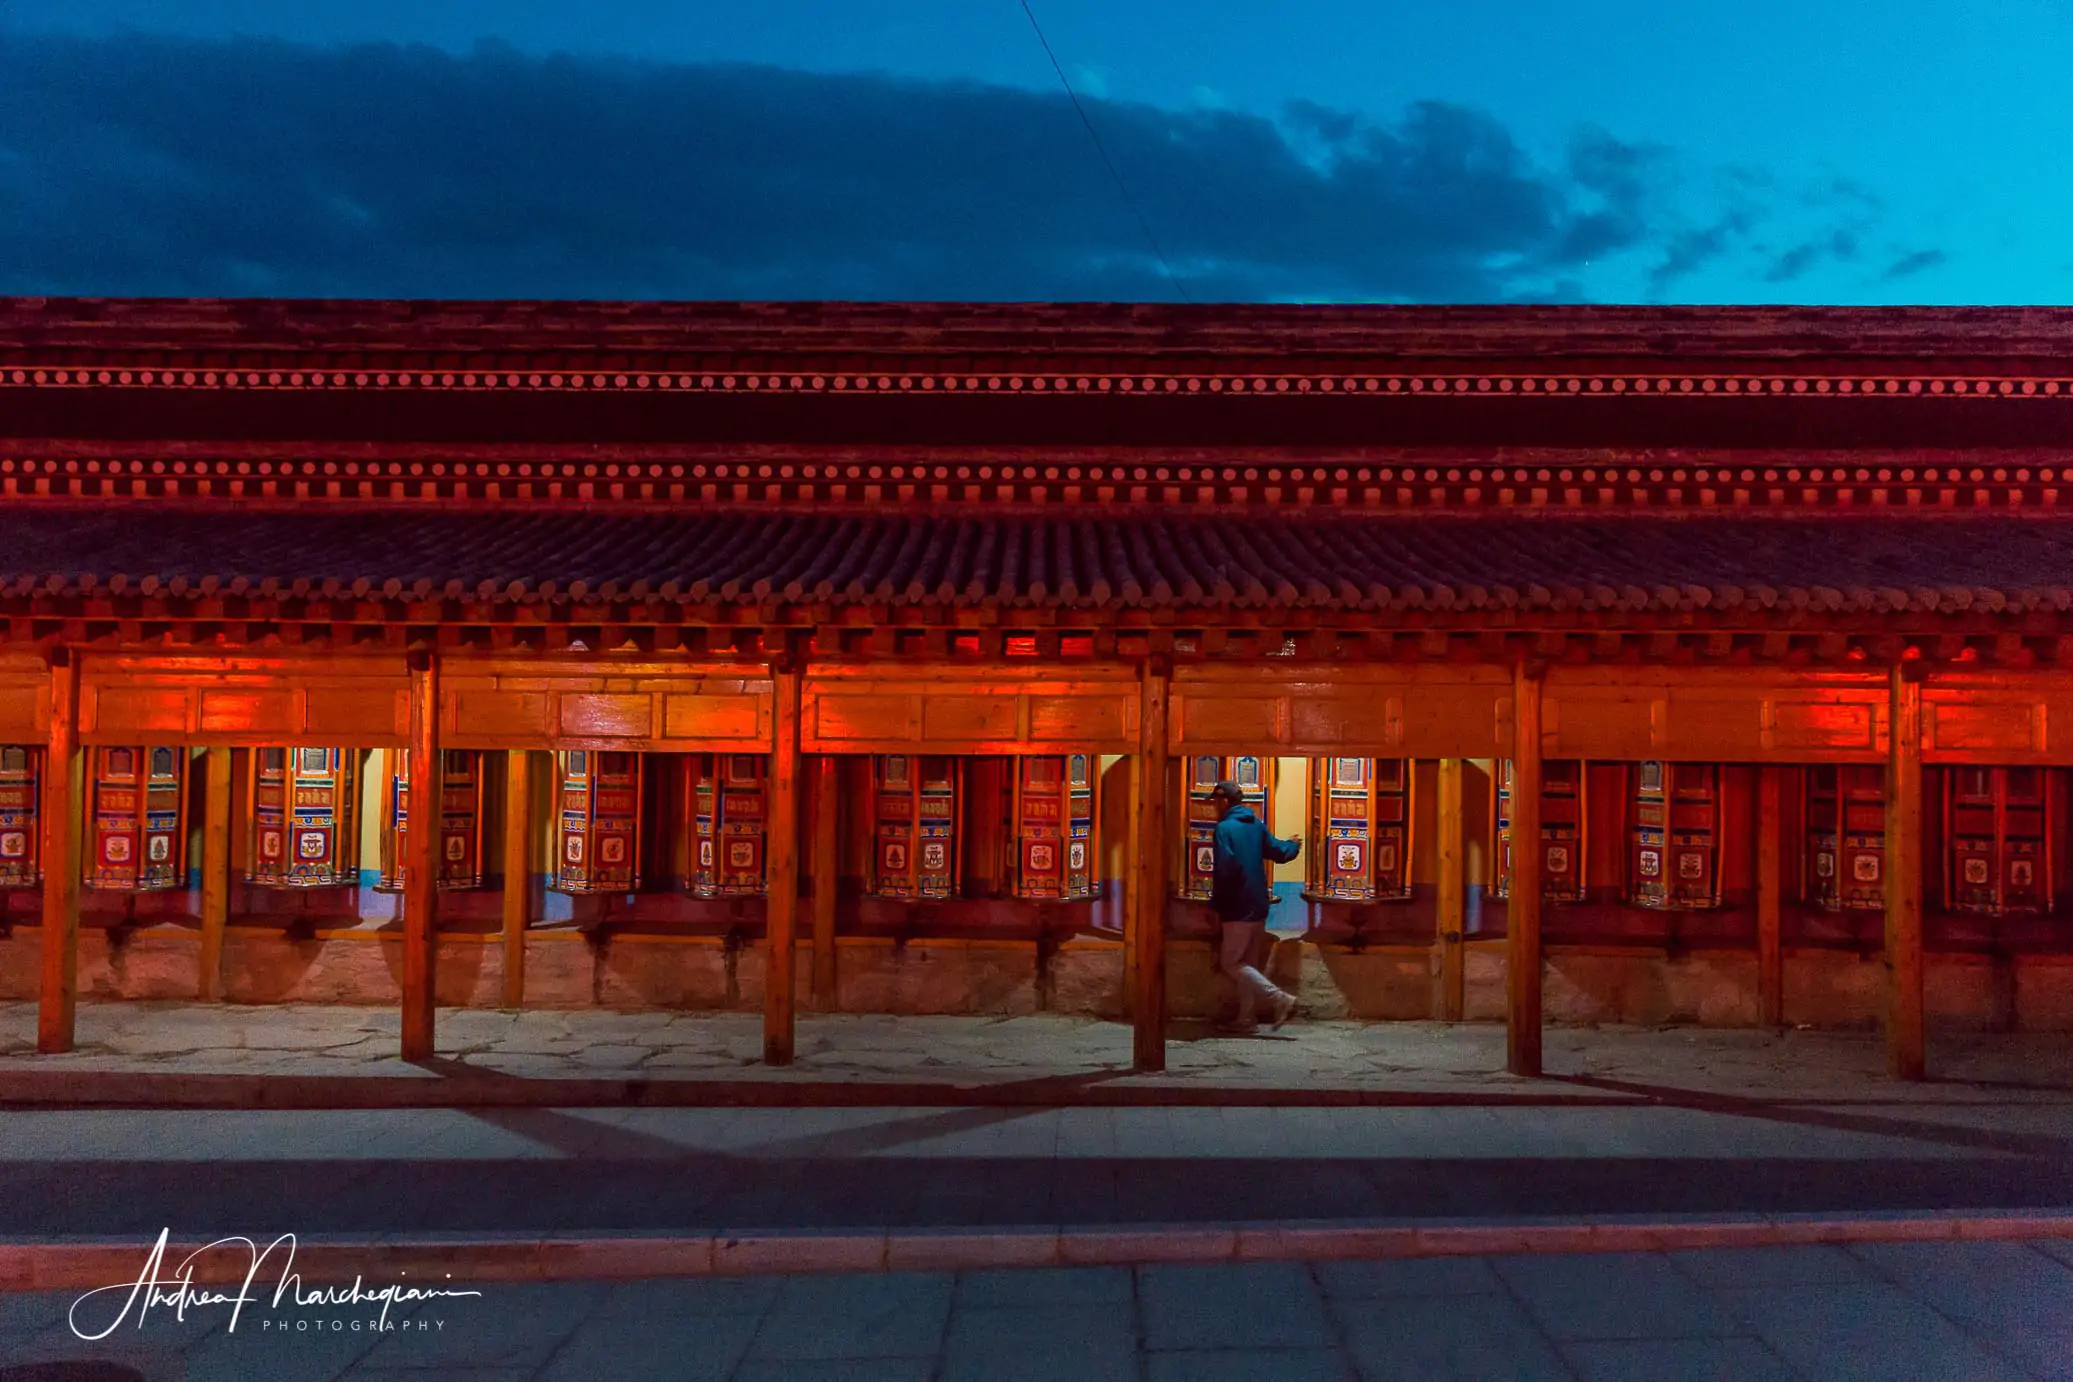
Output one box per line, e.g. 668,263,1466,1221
1,297,2071,668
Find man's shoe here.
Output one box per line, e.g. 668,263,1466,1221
1269,992,1298,1029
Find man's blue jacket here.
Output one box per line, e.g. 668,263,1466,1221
1209,805,1300,924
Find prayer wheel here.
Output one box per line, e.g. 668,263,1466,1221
0,746,42,888
1945,766,2052,916
1805,765,1885,912
688,753,768,897
1007,753,1100,901
1303,757,1413,902
551,750,644,894
247,747,360,888
377,749,487,892
869,755,962,899
1627,761,1723,910
1491,758,1587,903
87,745,189,891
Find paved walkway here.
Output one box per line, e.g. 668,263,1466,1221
6,1241,2070,1380
3,1002,2071,1103
0,1003,2067,1240
0,1080,2069,1238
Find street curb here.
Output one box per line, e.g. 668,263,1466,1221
0,1070,1651,1111
7,1214,2072,1290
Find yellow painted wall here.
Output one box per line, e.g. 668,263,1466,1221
356,748,388,872
1271,756,1308,884
1098,753,1129,889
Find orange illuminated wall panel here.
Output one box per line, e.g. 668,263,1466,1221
870,755,961,899
1010,753,1099,901
689,753,767,897
87,746,188,891
1945,766,2052,916
1304,757,1412,903
247,747,359,888
1178,754,1275,901
0,746,40,888
378,749,487,892
1492,759,1587,903
1627,761,1723,910
552,750,643,894
1805,765,1885,912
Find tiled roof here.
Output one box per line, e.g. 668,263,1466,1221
1,508,2069,616
7,299,2073,363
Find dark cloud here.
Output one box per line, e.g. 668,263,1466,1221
1646,210,1755,296
1763,229,1860,284
0,31,1850,303
1545,126,1660,266
1823,177,1884,211
1880,248,1949,281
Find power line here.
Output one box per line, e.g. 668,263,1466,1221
1017,0,1192,303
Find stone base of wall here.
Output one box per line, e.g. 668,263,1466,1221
1046,941,1126,1018
1545,950,1763,1027
4,924,2073,1031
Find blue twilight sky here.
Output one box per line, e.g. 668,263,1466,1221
1,0,2067,304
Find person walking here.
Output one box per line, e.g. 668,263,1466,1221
1206,778,1302,1033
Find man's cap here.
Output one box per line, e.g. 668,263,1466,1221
1210,779,1244,802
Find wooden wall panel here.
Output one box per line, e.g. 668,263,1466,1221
1288,694,1394,748
85,687,192,737
557,693,653,739
1544,670,1889,763
1765,697,1883,755
439,662,774,752
1030,694,1125,742
1399,693,1505,758
197,689,293,734
307,688,410,740
0,661,51,742
1925,701,2036,756
78,656,413,746
921,695,1019,741
811,694,918,743
48,657,2073,767
1545,688,1657,760
1920,675,2073,764
1175,696,1281,746
802,667,1140,754
454,691,552,739
1172,668,1506,756
662,693,766,742
1658,693,1773,759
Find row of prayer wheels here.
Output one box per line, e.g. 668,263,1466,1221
0,747,2053,916
1489,759,2051,916
0,747,1102,901
1204,753,2049,917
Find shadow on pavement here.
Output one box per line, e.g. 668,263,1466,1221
3,1143,2066,1237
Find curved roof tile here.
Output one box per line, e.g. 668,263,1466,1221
1,508,2071,617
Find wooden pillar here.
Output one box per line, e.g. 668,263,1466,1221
1505,664,1544,1077
500,749,531,1009
1122,751,1142,1019
36,654,80,1055
1885,664,1926,1080
1756,765,1784,1029
400,656,440,1061
763,666,803,1065
810,755,840,1011
1436,758,1466,1022
1131,660,1171,1072
197,747,233,1002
